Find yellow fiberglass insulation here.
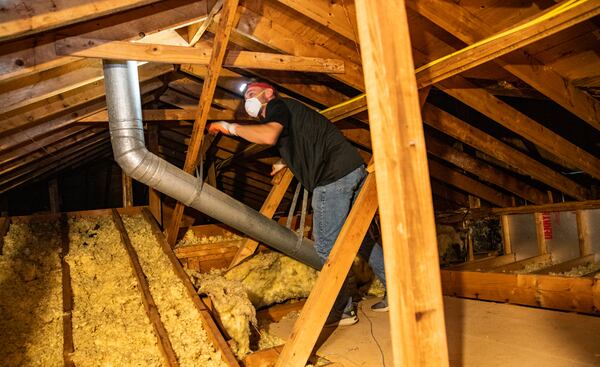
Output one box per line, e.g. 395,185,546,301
351,256,385,298
176,228,242,248
66,216,163,366
189,271,257,358
550,262,600,277
0,221,63,367
224,252,318,308
122,215,226,367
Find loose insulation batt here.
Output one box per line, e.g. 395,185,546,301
66,216,163,366
0,221,63,367
122,214,226,367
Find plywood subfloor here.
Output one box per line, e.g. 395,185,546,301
264,297,600,367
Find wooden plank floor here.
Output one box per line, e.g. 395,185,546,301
265,297,600,367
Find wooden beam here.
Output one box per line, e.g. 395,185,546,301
111,209,179,367
79,108,238,123
406,0,600,131
0,0,162,42
355,0,448,364
122,171,134,208
423,104,590,200
56,37,345,73
228,168,294,268
188,0,224,46
141,208,240,366
414,0,600,88
166,0,240,246
535,213,550,256
428,159,514,207
430,180,468,207
58,215,75,367
437,76,600,181
0,0,212,82
576,210,593,256
442,269,600,314
275,173,378,367
148,124,162,226
425,136,550,204
48,178,60,213
501,215,512,255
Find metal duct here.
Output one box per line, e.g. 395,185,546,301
102,60,322,270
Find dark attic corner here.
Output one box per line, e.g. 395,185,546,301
1,1,599,366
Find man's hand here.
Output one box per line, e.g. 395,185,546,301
208,121,238,136
270,159,287,176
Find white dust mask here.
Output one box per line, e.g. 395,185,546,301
244,90,266,118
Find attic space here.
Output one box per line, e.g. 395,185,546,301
1,1,599,366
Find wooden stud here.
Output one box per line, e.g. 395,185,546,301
535,212,549,256
56,37,345,74
228,168,294,268
141,208,240,367
166,0,241,246
48,178,60,213
355,0,448,365
111,209,179,367
59,215,75,367
121,171,134,208
275,173,379,367
576,210,592,256
501,215,512,255
147,124,162,226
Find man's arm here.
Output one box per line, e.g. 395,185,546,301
208,121,283,145
236,122,283,145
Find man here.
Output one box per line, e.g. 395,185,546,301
208,81,387,326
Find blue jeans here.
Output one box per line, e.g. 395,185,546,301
312,165,387,312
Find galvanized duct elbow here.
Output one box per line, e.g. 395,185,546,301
102,60,322,270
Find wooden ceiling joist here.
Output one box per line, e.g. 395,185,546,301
407,0,600,131
423,104,590,200
56,37,345,74
437,76,600,181
0,0,213,82
430,180,468,207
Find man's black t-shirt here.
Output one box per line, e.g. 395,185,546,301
260,97,364,191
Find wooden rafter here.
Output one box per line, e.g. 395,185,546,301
56,37,345,73
165,0,240,246
355,0,448,364
437,76,600,181
0,0,212,82
0,0,163,42
423,104,590,200
406,0,600,131
188,0,224,46
79,109,240,123
414,0,600,88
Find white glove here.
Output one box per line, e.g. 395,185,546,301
208,121,238,136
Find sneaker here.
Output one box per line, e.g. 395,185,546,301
324,308,358,327
371,295,389,312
